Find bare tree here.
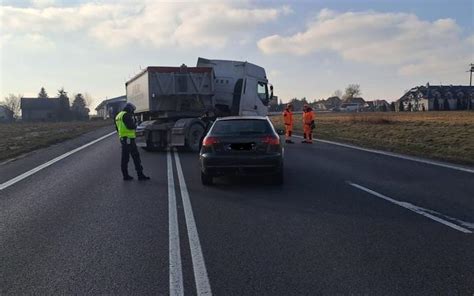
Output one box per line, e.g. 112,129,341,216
332,89,343,98
343,84,362,100
83,92,93,108
2,94,22,119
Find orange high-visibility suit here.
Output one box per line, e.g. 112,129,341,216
283,108,293,141
303,108,315,143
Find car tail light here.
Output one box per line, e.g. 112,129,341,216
262,136,280,145
202,136,219,147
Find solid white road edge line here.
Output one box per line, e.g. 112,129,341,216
347,181,473,234
167,150,184,296
0,131,116,191
173,150,212,296
292,135,474,174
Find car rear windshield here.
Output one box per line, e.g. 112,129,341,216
210,119,273,136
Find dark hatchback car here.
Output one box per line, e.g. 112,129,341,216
199,116,284,185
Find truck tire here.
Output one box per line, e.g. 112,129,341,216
186,123,205,152
144,132,158,152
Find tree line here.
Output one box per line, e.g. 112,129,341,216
270,84,366,112
1,87,92,121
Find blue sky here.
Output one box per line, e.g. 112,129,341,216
1,0,473,110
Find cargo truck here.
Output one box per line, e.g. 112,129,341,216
125,57,274,152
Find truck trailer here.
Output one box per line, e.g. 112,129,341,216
125,57,273,151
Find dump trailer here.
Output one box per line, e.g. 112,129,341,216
126,57,273,152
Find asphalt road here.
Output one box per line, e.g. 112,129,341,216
1,127,473,295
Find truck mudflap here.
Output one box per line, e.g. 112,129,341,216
171,118,206,152
140,120,175,150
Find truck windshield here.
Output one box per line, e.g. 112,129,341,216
257,82,269,105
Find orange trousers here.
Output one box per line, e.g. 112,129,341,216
303,124,313,142
285,124,293,140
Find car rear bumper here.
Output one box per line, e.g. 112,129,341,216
200,153,283,176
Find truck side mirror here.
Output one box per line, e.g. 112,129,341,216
270,85,274,99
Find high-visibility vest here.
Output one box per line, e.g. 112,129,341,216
283,109,293,126
115,111,136,139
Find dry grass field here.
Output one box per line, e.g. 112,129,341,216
271,111,474,165
0,120,113,162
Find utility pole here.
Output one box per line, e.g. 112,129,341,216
469,63,474,87
468,63,474,110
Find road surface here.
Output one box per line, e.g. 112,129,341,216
1,127,473,295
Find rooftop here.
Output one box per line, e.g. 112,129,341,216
21,98,59,109
95,95,126,110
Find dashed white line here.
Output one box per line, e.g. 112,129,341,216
0,131,116,191
347,181,473,234
173,150,212,296
292,135,474,174
167,150,184,296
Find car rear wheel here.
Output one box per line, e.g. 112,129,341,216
201,171,214,186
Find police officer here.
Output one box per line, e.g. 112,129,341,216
115,103,150,181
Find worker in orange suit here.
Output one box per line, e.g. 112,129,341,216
283,103,294,144
302,104,315,144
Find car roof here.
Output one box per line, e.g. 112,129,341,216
216,116,268,121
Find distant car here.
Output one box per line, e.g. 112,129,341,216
199,116,284,185
339,103,361,112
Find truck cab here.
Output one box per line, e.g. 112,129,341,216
197,58,271,117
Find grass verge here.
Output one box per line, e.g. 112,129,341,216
0,120,114,162
270,111,474,166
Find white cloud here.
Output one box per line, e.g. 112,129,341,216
1,33,56,51
1,1,290,49
1,3,129,34
257,9,473,76
31,0,56,8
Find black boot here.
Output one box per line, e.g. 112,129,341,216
138,173,150,181
123,175,134,181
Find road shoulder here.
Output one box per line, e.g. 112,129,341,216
0,126,115,184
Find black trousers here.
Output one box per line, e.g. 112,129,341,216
121,138,143,177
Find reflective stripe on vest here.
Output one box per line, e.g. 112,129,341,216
115,111,136,139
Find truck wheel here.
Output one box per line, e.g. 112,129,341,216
201,172,213,186
186,123,205,152
144,133,157,152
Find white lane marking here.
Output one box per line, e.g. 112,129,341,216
292,135,474,174
347,182,473,234
167,150,184,296
173,150,212,296
0,131,116,191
